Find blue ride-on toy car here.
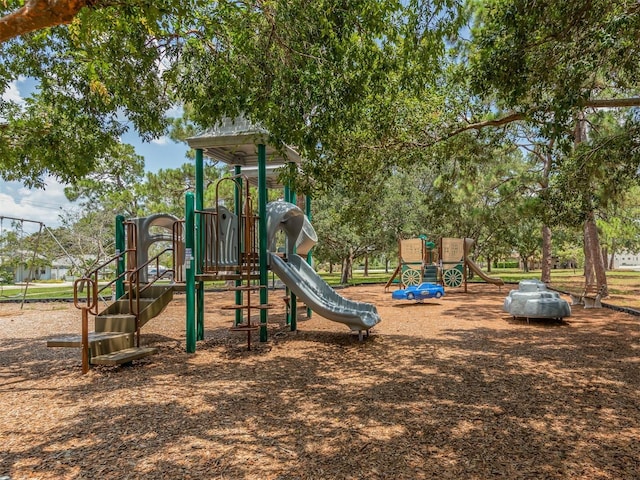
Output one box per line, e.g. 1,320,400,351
392,282,445,301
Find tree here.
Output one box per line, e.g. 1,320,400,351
444,0,640,295
598,187,640,269
312,179,391,284
63,142,145,217
1,1,462,190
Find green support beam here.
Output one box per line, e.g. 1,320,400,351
195,149,204,341
283,183,291,326
258,144,269,341
185,192,196,353
305,195,313,318
289,178,297,332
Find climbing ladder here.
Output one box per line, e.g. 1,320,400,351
205,176,271,350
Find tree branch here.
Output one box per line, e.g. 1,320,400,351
431,97,640,146
0,0,94,43
447,112,526,136
584,97,640,108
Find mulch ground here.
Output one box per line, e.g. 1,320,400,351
1,283,639,479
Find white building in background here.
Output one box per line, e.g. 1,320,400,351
612,252,640,269
4,255,96,283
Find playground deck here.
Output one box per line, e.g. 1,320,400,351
1,284,639,479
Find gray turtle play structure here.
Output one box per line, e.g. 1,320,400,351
503,279,571,322
266,200,381,338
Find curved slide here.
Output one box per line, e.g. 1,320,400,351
463,238,504,287
466,257,505,286
269,253,381,334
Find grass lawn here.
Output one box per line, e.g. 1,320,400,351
0,283,76,301
2,268,639,308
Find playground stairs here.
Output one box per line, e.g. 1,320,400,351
423,265,438,283
47,285,173,367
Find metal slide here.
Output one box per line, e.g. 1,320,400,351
466,257,505,286
269,253,381,336
463,238,504,286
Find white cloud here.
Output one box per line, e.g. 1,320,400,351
151,136,169,145
2,80,23,105
0,178,78,232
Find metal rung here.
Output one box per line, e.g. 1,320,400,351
221,303,274,310
230,325,261,332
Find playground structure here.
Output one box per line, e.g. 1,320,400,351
47,117,381,373
385,236,504,292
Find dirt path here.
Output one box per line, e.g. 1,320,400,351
1,284,639,479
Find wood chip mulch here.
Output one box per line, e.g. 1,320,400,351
1,283,639,479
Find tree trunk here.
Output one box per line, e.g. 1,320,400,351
340,250,353,285
583,222,595,284
486,256,491,273
601,246,608,271
575,113,608,296
584,213,608,296
364,255,369,277
541,225,552,284
608,239,616,270
329,262,333,274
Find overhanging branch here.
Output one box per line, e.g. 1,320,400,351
435,97,640,144
0,0,92,44
584,97,640,108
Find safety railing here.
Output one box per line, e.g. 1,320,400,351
173,220,185,283
196,176,260,277
73,218,175,372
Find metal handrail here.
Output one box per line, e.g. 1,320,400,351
173,220,185,283
73,248,131,374
72,237,174,370
124,248,175,347
194,174,260,277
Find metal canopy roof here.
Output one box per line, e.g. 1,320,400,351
186,117,301,168
240,164,289,189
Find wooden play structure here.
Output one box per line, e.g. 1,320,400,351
385,236,504,292
385,237,438,291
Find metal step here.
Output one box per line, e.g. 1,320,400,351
90,347,158,366
47,332,134,356
97,285,173,331
95,313,137,333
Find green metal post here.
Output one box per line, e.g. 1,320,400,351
195,149,205,341
234,165,243,326
185,192,196,353
258,144,269,341
305,195,313,318
289,181,297,331
283,184,291,326
115,214,125,299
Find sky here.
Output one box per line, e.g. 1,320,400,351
0,78,191,232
